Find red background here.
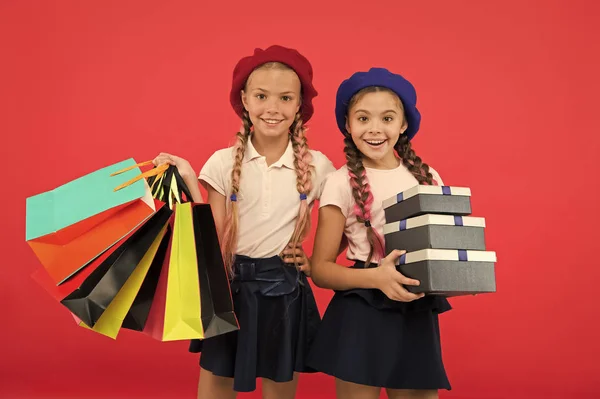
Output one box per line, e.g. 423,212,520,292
2,1,599,398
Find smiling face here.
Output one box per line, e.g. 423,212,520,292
240,62,302,140
346,87,408,168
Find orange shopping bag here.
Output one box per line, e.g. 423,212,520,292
26,159,157,284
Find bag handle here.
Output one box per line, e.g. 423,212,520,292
111,159,193,208
111,161,169,192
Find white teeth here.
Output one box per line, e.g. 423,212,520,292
264,119,281,124
366,140,385,145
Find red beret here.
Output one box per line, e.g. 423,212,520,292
230,45,318,122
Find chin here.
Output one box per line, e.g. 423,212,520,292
358,145,388,160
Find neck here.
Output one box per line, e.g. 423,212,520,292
251,131,290,166
362,153,401,170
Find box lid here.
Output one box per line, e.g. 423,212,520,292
383,185,471,210
396,249,497,265
383,214,485,235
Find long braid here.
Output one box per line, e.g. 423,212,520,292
394,134,435,185
222,112,251,275
344,137,384,266
287,113,313,264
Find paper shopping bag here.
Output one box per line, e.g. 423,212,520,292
147,202,238,342
162,201,204,340
60,203,172,328
26,158,156,284
30,200,162,303
140,234,173,340
75,223,171,339
36,223,171,340
191,204,238,338
120,224,172,332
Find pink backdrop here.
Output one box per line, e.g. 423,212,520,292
2,0,599,398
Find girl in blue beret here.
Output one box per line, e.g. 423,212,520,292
307,67,452,398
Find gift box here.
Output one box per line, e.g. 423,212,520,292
384,214,486,253
396,249,497,295
383,185,472,222
382,183,497,297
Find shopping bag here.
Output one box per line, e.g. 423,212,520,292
144,202,238,341
75,223,170,339
191,203,238,338
120,224,172,331
162,201,204,340
32,201,172,339
26,158,156,284
30,200,162,303
35,223,171,340
31,160,237,342
141,234,173,340
60,202,172,328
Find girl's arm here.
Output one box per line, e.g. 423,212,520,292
205,184,226,239
182,176,204,203
311,205,424,302
310,205,380,290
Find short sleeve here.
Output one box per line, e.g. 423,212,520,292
198,150,228,196
319,168,352,218
429,166,444,186
311,151,337,200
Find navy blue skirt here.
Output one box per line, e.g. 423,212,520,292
306,261,452,390
189,255,320,392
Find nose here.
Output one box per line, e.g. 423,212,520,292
265,97,280,114
367,119,383,134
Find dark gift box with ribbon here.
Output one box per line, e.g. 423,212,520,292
383,185,497,296
384,214,486,253
383,185,472,222
395,249,497,295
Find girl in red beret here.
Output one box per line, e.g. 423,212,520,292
153,45,335,398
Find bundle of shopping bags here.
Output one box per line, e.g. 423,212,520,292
26,158,239,341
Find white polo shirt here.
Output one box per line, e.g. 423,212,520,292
199,137,336,259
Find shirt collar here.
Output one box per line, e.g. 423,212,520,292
243,136,295,169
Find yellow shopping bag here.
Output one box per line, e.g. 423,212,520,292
163,202,204,340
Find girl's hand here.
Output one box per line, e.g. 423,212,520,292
375,249,424,302
282,243,311,276
152,152,196,181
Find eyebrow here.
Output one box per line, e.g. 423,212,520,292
353,109,398,114
253,88,297,95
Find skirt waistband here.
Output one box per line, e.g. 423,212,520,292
233,255,303,296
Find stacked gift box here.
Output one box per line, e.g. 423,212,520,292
382,185,497,296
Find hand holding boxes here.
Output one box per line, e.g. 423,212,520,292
383,185,497,296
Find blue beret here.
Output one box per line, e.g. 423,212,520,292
335,67,421,141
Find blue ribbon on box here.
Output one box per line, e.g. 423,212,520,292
399,253,406,265
395,185,452,204
399,219,407,231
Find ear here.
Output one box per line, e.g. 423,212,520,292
401,119,408,134
345,116,351,133
241,90,248,110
